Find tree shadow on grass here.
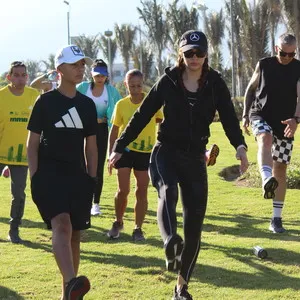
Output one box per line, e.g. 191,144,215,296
192,244,300,290
204,213,300,241
0,217,46,229
0,286,25,299
80,249,174,283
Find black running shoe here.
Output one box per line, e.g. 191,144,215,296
172,285,193,300
65,276,90,300
164,234,184,272
132,228,145,242
269,217,286,233
263,177,278,199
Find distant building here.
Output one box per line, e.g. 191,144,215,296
112,62,134,83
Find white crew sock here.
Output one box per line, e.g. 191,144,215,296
273,200,284,218
260,165,272,182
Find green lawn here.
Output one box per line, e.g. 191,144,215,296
1,122,300,300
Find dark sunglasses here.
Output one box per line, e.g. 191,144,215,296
278,48,296,58
183,49,206,58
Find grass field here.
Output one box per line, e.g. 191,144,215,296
1,122,300,300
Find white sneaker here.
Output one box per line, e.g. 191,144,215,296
91,203,102,216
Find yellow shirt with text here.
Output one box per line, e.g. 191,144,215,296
112,95,163,153
0,86,40,166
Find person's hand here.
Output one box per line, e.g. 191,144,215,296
281,118,298,138
108,152,122,175
242,116,251,136
236,147,249,174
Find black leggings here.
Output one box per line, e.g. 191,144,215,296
94,123,108,204
149,143,208,283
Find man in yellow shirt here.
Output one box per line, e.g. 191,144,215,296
0,61,39,243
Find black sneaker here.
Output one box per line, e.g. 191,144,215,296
172,285,193,300
7,229,23,244
269,217,286,233
263,177,278,199
164,234,184,272
65,276,90,300
107,221,124,239
132,228,145,242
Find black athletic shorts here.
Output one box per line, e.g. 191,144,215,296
115,150,151,171
31,168,95,230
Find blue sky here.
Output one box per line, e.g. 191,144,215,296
0,0,226,74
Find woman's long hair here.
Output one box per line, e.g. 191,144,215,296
176,50,209,90
90,59,109,90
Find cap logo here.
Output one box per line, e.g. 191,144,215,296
70,46,84,57
190,33,200,41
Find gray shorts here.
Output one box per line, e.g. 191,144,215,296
251,119,293,164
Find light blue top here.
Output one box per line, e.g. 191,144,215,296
77,81,121,128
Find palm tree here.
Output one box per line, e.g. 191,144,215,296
264,0,282,55
203,9,225,71
166,0,199,57
114,23,137,73
137,0,169,77
131,43,154,83
41,54,55,71
225,0,270,96
98,34,117,81
25,60,43,83
281,0,300,54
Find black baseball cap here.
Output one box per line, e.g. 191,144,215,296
179,30,208,53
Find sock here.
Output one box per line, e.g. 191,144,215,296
260,165,272,182
273,200,284,218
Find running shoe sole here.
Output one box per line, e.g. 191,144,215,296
263,177,278,199
207,144,220,166
165,234,184,272
65,276,90,300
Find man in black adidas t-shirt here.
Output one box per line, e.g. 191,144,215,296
243,33,300,234
27,45,97,300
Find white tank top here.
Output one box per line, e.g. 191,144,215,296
86,85,108,119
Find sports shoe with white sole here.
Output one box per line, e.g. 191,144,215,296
164,234,184,272
107,221,124,239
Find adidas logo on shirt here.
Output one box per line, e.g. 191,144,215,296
55,107,83,129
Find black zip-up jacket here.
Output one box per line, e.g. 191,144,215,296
114,66,246,154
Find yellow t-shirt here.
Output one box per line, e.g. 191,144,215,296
0,85,40,166
112,94,163,153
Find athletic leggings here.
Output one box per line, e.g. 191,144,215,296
149,143,208,283
94,123,108,204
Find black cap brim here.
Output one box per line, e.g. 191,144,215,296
181,44,207,53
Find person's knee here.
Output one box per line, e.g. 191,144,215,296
51,213,72,234
257,133,273,149
71,230,81,244
116,188,130,199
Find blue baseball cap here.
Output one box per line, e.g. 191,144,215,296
91,66,108,76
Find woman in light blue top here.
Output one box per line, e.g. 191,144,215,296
77,59,121,216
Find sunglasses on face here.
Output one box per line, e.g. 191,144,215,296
278,47,296,58
183,49,206,58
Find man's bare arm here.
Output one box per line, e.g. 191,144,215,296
243,62,261,117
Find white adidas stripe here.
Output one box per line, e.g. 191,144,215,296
54,107,83,129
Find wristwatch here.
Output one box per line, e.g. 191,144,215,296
294,116,300,124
